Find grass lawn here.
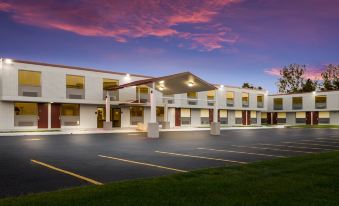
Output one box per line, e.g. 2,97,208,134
1,151,339,206
286,125,339,129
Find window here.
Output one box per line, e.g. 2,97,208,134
277,112,286,124
319,111,330,124
273,98,283,110
156,107,164,124
187,92,197,105
136,86,149,103
315,95,327,109
219,110,228,124
181,108,191,125
250,111,257,124
14,103,38,126
296,112,306,124
103,79,119,101
226,91,234,106
207,91,215,106
292,97,303,110
18,70,41,97
61,104,80,126
235,110,242,124
261,112,268,124
242,93,249,107
200,109,210,125
130,106,144,125
257,95,264,108
66,75,85,99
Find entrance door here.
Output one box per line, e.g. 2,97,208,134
306,111,312,125
267,112,272,124
242,111,247,125
247,111,251,125
209,109,213,123
97,107,105,128
51,104,61,128
38,103,48,128
112,108,121,127
313,111,319,125
272,112,278,125
175,108,181,126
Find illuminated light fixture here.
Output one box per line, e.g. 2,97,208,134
50,102,54,104
219,84,224,89
126,73,130,78
159,86,164,91
4,58,13,64
188,82,194,87
159,80,164,84
312,91,316,95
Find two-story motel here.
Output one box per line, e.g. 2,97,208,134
0,58,338,134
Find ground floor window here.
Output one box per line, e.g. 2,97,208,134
219,110,228,124
130,106,144,125
235,111,242,124
319,112,330,124
261,112,267,124
181,108,191,125
277,112,286,124
61,104,80,126
156,107,164,124
251,111,257,124
14,102,37,126
200,109,209,125
296,112,306,123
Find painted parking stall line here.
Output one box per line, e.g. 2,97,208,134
231,145,315,154
31,159,103,185
258,143,333,151
155,151,248,164
196,147,286,158
98,155,187,173
282,141,339,148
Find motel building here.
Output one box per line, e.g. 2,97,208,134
0,58,338,137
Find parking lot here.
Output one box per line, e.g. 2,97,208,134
0,128,339,198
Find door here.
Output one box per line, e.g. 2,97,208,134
247,111,251,125
51,103,61,128
242,111,247,125
313,111,319,125
175,108,181,126
267,112,272,124
38,103,48,128
112,108,121,127
272,112,278,125
209,109,213,123
97,107,105,128
306,111,312,125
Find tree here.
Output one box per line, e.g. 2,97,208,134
277,64,306,93
242,82,263,90
321,64,339,90
302,78,318,92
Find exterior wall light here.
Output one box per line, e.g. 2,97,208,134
188,82,194,87
312,91,316,95
159,86,164,91
219,84,224,89
159,80,164,84
4,58,13,64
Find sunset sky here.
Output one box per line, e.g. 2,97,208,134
1,0,338,92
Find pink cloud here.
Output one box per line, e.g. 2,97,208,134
0,0,239,51
265,67,324,80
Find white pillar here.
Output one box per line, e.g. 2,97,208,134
150,83,156,123
148,82,159,138
48,103,51,129
105,90,110,123
211,89,220,135
164,103,168,122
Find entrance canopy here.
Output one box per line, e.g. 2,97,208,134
117,72,217,95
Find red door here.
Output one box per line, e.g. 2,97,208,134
209,109,213,123
247,111,251,125
175,108,181,126
267,113,272,124
272,112,278,125
38,103,48,128
51,104,61,128
313,111,319,125
242,111,247,125
306,112,312,125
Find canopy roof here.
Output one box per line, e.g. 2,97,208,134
117,72,217,95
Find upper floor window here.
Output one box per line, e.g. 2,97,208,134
226,91,234,106
273,98,283,110
257,95,264,108
207,91,215,106
292,97,303,110
315,95,327,109
18,70,41,97
136,86,149,103
66,75,85,99
103,78,119,101
187,91,198,105
242,92,249,107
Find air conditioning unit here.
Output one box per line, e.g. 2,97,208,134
68,94,83,99
22,91,38,97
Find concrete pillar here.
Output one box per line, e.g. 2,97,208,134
162,103,170,129
148,82,159,138
103,90,112,129
211,89,220,135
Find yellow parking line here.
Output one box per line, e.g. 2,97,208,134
301,140,339,144
155,151,247,164
258,143,333,151
31,159,103,185
231,145,314,154
283,141,339,148
196,147,286,158
98,155,187,173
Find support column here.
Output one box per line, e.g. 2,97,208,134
103,90,112,129
210,89,220,135
162,103,170,129
148,82,159,138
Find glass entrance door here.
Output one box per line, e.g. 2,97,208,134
112,108,121,127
